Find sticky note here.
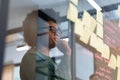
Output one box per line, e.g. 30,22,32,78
102,44,110,59
90,33,98,49
96,11,103,25
82,11,91,28
80,27,92,44
67,3,78,22
108,54,117,70
96,23,103,38
74,19,84,36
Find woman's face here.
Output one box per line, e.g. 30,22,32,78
37,20,61,49
48,21,61,49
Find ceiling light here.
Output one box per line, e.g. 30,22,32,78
87,0,102,11
16,44,30,51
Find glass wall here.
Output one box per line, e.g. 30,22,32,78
2,0,120,80
3,0,72,80
74,0,120,80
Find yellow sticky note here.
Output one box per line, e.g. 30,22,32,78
117,55,120,68
108,54,117,70
67,3,78,22
89,16,97,32
119,19,120,27
96,11,103,25
102,44,110,59
80,27,92,44
117,68,120,80
71,0,79,5
74,19,84,36
118,5,120,16
82,11,91,28
89,33,98,49
96,37,103,54
96,23,103,39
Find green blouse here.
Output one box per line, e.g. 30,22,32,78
20,48,71,80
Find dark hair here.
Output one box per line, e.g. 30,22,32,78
38,9,61,23
90,74,99,79
90,74,95,79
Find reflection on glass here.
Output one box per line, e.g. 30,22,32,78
76,43,94,80
20,9,71,80
75,4,120,79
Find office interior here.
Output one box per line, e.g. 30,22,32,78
1,0,120,80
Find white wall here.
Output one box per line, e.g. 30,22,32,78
4,42,27,65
